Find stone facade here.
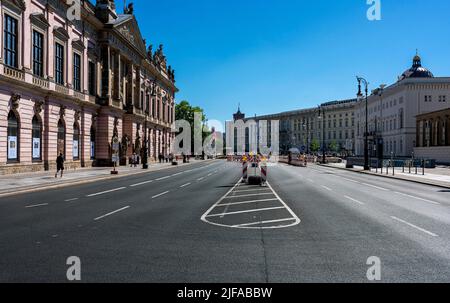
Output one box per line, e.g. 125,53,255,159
0,0,177,175
355,55,450,158
228,99,357,155
414,108,450,164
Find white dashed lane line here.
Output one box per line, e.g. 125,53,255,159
152,191,170,199
86,187,126,197
344,195,365,205
180,183,191,188
130,180,154,187
94,206,130,221
64,198,79,202
25,203,49,208
391,216,439,237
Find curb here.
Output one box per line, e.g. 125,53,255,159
0,160,215,198
319,164,450,190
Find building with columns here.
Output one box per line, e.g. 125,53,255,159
0,0,177,175
354,54,450,159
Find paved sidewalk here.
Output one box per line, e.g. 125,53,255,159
323,162,450,189
0,160,206,197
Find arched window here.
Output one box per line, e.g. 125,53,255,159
57,119,65,157
32,115,42,161
7,111,19,162
90,125,96,160
73,122,80,160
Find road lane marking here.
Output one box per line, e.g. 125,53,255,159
25,203,49,208
394,192,440,205
341,177,362,184
201,179,301,229
86,187,126,197
362,183,388,191
217,198,279,207
391,216,438,237
224,193,274,199
94,206,130,221
130,180,154,187
180,183,191,188
197,177,205,181
152,191,169,199
156,176,171,181
172,172,184,176
207,173,213,177
233,188,272,193
233,218,297,227
344,196,365,205
64,198,79,202
206,206,285,218
321,185,332,191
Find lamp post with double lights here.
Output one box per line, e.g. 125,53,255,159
143,80,157,169
357,76,370,171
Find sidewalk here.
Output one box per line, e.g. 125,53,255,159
0,160,206,197
323,162,450,189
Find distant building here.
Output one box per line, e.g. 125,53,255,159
227,99,357,155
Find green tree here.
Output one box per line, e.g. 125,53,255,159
329,141,339,153
310,139,320,153
175,100,210,156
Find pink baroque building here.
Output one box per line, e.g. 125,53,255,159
0,0,177,175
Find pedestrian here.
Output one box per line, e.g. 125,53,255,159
55,153,65,178
132,153,138,167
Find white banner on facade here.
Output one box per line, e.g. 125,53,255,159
8,136,17,160
73,140,79,158
33,138,41,159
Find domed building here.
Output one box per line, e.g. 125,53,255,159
355,52,450,162
398,53,434,81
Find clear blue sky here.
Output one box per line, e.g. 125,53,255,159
117,0,450,124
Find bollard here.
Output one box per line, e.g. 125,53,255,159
422,159,425,176
261,162,267,185
409,161,411,174
393,162,395,176
376,160,378,174
415,164,418,175
402,163,405,173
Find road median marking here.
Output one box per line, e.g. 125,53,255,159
233,218,297,228
391,216,438,237
224,192,274,199
217,198,278,207
152,191,170,199
206,206,285,218
86,187,126,197
94,206,130,221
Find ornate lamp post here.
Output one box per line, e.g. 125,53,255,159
357,76,370,171
318,106,326,164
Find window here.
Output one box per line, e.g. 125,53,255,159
73,123,80,160
439,95,447,102
152,98,156,118
146,94,150,114
88,61,96,96
425,95,432,102
33,30,44,77
399,109,404,129
73,53,81,91
32,116,42,161
57,119,65,157
4,14,18,68
55,43,64,85
7,111,19,161
140,91,144,110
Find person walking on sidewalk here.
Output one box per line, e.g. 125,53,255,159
55,153,65,178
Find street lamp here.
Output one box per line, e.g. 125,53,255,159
357,76,370,171
142,108,149,169
318,106,326,164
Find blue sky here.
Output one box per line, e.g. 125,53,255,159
117,0,450,124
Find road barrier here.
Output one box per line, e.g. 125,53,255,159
242,161,248,182
261,163,267,184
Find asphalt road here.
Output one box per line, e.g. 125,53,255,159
0,160,449,282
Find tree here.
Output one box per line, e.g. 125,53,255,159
329,141,339,153
310,139,320,153
175,100,210,156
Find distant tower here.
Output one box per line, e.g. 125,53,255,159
233,104,245,121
